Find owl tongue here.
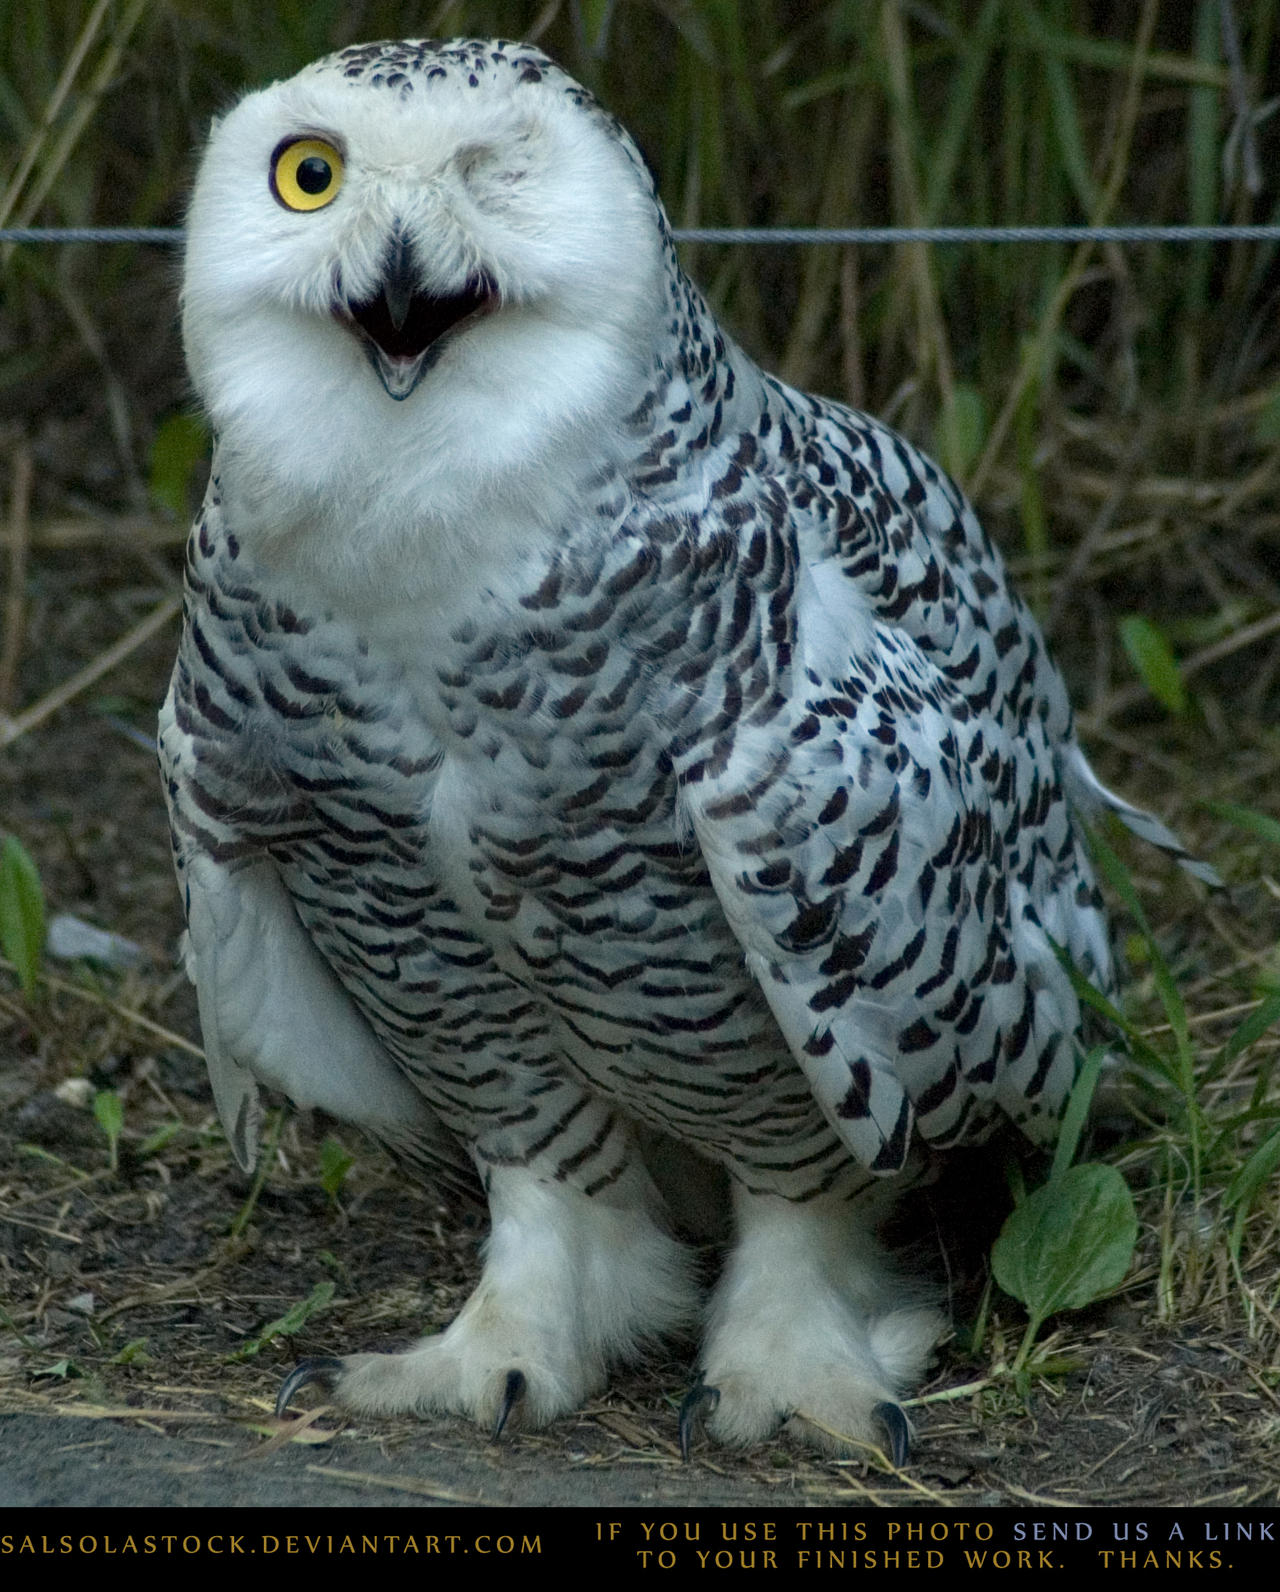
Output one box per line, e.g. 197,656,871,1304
341,231,497,400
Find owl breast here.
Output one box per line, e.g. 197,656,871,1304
169,509,850,1198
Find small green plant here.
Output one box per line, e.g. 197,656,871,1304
232,1281,335,1361
1119,615,1189,716
993,1162,1138,1386
137,1121,182,1158
92,1087,124,1171
319,1137,354,1205
89,1089,183,1168
1199,804,1280,1269
988,815,1221,1379
0,832,45,997
989,1033,1139,1386
34,1357,84,1381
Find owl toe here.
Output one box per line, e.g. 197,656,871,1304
276,1355,345,1417
677,1378,721,1460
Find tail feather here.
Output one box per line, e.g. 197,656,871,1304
1063,747,1222,888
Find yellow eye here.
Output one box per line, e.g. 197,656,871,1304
270,137,344,212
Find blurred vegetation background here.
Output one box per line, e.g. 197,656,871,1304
1,0,1278,726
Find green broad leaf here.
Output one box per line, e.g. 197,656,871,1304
0,833,45,996
35,1358,83,1380
232,1281,335,1361
319,1137,354,1201
1207,802,1280,849
935,384,987,480
111,1339,151,1365
1118,615,1188,715
93,1088,123,1141
149,411,210,520
992,1163,1138,1329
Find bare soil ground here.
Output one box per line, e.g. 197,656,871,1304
2,512,1278,1513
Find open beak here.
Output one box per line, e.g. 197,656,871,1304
337,229,498,401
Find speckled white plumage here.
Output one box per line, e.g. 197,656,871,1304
161,38,1210,1455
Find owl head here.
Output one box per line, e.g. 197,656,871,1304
182,41,672,578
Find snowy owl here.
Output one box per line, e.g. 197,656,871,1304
160,38,1210,1459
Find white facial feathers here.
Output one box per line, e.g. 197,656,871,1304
181,43,669,593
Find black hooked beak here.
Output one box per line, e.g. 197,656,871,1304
338,227,498,401
380,228,419,334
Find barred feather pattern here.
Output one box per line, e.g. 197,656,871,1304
160,37,1206,1451
163,361,1106,1189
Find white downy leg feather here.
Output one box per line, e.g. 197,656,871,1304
701,1185,940,1453
333,1161,696,1428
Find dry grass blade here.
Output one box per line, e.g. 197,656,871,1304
50,1403,231,1422
0,1210,83,1242
303,1464,482,1503
0,590,180,748
0,516,183,551
0,953,203,1056
0,518,183,557
879,0,955,415
251,1406,337,1454
0,0,153,261
0,0,114,230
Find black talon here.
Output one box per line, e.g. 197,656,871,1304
276,1356,345,1417
874,1400,911,1467
491,1368,526,1440
677,1379,721,1461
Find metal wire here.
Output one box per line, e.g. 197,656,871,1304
0,227,183,243
673,224,1280,245
3,223,1280,246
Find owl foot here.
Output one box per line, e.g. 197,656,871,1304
274,1161,695,1437
327,1322,594,1432
696,1186,939,1457
696,1356,921,1458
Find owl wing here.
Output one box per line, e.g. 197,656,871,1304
160,691,473,1189
676,417,1122,1172
682,564,1103,1172
179,851,450,1168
